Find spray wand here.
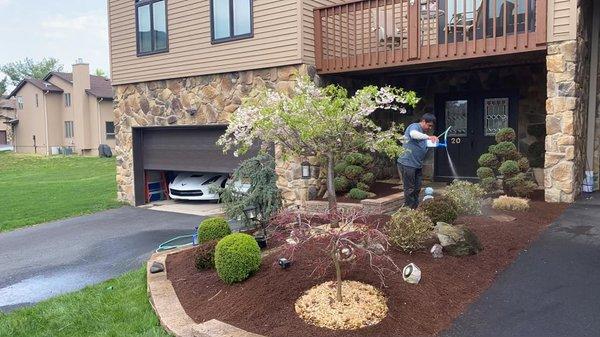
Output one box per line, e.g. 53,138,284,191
427,126,452,148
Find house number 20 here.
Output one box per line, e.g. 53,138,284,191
450,137,462,144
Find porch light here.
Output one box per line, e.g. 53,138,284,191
243,205,258,221
301,161,311,179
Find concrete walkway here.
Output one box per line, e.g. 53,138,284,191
441,192,600,337
0,207,203,312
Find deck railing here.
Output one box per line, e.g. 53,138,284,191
313,0,547,73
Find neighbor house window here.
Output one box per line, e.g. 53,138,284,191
211,0,253,43
65,121,74,138
136,0,168,55
35,94,39,107
105,121,115,139
64,93,71,107
16,96,24,109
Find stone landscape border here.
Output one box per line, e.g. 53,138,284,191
147,248,265,337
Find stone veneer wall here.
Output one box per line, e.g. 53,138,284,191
113,64,320,206
545,0,593,202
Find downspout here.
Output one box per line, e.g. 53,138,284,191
585,2,600,191
97,97,104,147
43,90,50,155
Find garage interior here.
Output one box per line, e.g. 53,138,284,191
132,125,258,214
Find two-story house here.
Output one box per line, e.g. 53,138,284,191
108,0,599,206
8,62,115,156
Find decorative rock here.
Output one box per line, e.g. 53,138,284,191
166,115,177,124
430,244,443,258
489,215,517,222
434,222,483,256
150,261,164,274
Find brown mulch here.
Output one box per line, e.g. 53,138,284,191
166,201,568,337
336,181,400,204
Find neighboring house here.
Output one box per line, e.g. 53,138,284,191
0,97,16,146
108,0,600,206
8,62,115,156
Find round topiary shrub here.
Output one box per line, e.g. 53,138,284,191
194,240,218,270
504,173,537,197
344,165,364,180
478,153,499,169
334,176,350,192
419,196,458,224
347,188,369,200
479,176,498,192
334,162,348,175
198,217,232,244
491,141,518,159
386,208,434,252
356,182,370,192
360,172,375,185
215,233,261,284
495,128,516,143
499,160,520,177
477,167,495,179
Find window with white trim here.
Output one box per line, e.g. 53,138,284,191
65,121,74,138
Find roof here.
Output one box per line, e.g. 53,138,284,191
8,79,63,97
0,98,16,110
45,72,114,100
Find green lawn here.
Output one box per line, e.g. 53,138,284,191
0,268,170,337
0,152,122,232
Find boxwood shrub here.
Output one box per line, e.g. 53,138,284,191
214,233,261,284
194,240,218,270
198,217,231,244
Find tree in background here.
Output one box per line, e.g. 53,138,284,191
94,69,107,77
0,77,7,96
218,76,419,215
1,58,63,85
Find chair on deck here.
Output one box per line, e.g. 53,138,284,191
371,8,406,49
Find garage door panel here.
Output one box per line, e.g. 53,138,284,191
140,126,259,173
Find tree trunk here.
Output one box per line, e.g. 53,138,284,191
326,152,339,227
333,253,343,302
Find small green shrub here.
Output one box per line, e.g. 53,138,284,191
492,195,530,211
495,127,516,143
491,141,518,159
360,172,376,185
345,153,373,166
356,182,370,191
477,167,495,179
334,162,348,175
386,208,434,252
517,157,530,172
334,176,350,192
419,196,458,224
347,188,369,200
194,240,218,270
499,160,520,177
198,217,231,243
478,153,499,169
344,165,364,180
215,233,261,284
504,173,537,197
444,180,485,215
480,177,498,192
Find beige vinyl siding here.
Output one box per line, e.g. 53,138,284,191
301,0,347,64
548,0,577,42
109,0,303,85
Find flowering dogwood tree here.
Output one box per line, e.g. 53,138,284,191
218,76,418,213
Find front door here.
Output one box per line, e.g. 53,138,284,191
434,91,517,181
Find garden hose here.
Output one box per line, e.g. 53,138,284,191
156,234,197,252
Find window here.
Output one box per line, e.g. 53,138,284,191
65,121,74,138
16,96,24,109
445,100,468,137
136,0,168,55
211,0,253,43
484,98,509,136
35,94,39,107
105,121,115,139
64,93,71,107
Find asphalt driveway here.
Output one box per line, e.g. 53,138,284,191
0,206,203,312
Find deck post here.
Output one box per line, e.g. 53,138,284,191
408,0,419,60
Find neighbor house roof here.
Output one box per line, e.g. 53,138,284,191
0,98,16,110
45,72,114,100
8,79,63,97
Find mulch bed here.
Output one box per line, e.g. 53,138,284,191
336,181,401,204
167,200,567,337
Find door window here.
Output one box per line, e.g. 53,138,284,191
484,98,509,136
445,100,468,137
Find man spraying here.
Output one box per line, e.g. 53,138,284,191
397,113,438,209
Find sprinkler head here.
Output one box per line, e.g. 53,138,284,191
278,258,291,269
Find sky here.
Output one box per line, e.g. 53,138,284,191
0,0,110,85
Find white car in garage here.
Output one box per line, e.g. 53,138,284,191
168,172,250,201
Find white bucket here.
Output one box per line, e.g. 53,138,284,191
50,146,60,155
582,171,595,193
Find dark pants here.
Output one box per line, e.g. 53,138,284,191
399,164,423,209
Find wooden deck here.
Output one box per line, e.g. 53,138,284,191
313,0,547,74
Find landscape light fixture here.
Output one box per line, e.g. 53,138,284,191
301,161,311,179
278,258,291,269
243,205,258,221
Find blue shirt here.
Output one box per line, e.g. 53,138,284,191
398,123,428,169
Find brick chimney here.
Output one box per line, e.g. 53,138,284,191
72,60,92,151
